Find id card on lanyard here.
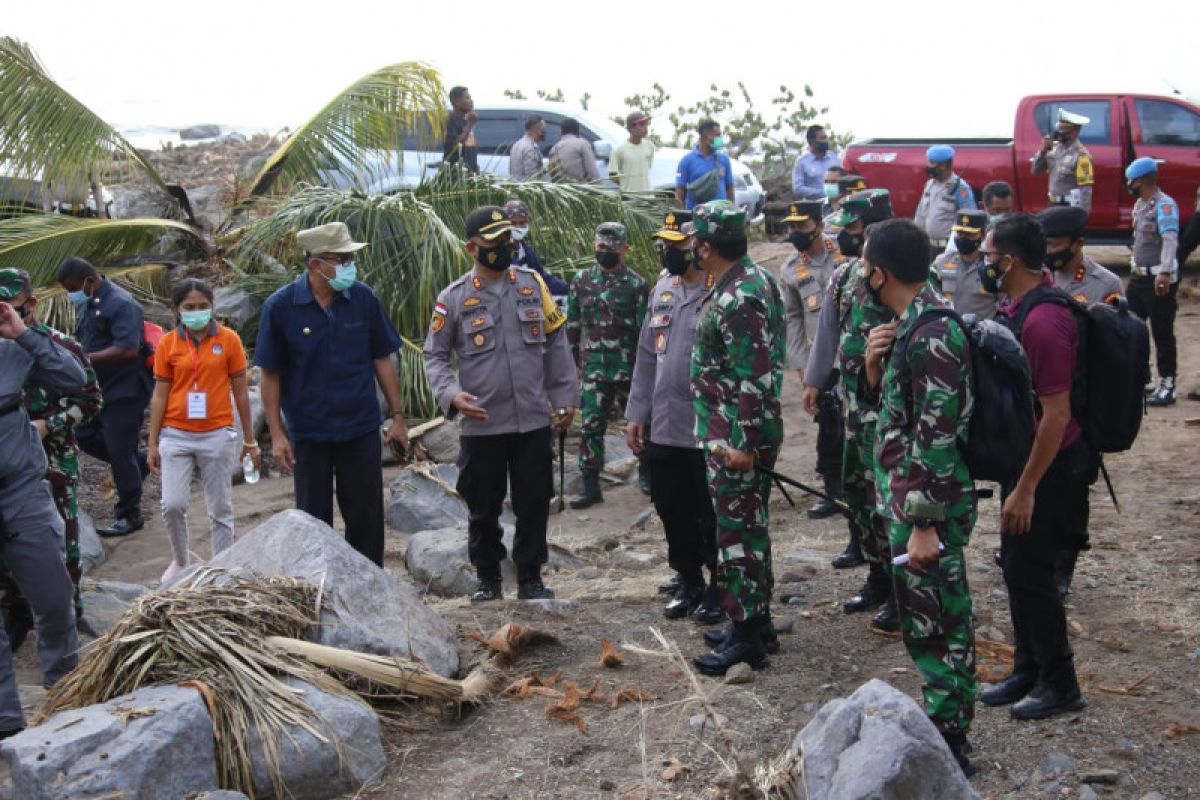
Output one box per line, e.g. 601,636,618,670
184,334,207,420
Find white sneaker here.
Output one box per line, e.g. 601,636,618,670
160,560,188,585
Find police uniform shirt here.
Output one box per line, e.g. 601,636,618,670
423,266,578,436
779,236,842,369
1131,190,1181,279
73,277,149,403
1032,139,1094,211
1054,255,1123,305
914,174,977,243
625,272,714,449
933,251,998,320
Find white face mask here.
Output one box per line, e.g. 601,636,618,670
510,227,529,242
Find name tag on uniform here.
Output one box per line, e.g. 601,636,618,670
187,391,208,420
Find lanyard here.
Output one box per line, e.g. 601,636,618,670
182,332,203,391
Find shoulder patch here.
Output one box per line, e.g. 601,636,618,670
1075,153,1094,186
430,301,448,333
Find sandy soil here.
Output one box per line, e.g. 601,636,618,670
9,250,1200,800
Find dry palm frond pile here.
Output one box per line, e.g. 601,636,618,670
38,569,347,796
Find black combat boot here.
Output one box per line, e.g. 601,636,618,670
831,525,866,569
1010,677,1086,720
470,574,503,604
868,591,901,635
1146,376,1176,407
980,670,1037,706
693,617,769,676
570,469,603,509
689,582,725,624
665,571,705,619
704,617,781,654
941,730,976,778
808,475,844,520
517,565,554,600
842,562,889,613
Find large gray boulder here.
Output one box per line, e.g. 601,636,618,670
247,679,385,799
414,419,461,463
200,509,459,676
213,286,261,328
791,679,980,800
187,184,226,232
77,510,105,573
1,684,217,800
386,464,467,534
79,580,148,636
405,525,582,597
180,124,221,140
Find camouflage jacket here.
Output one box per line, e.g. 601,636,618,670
872,285,976,542
690,256,786,454
832,259,896,433
23,322,102,471
566,265,648,381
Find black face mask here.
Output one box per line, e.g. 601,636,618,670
662,246,694,276
866,268,887,307
813,141,830,155
476,241,513,271
953,236,980,256
1052,130,1066,143
925,165,940,178
1044,246,1075,271
789,230,817,252
838,230,863,257
1126,181,1141,196
596,251,621,269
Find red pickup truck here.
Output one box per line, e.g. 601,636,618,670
843,93,1200,242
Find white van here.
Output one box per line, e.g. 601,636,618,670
315,101,765,223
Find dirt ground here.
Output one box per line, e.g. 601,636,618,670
9,249,1200,800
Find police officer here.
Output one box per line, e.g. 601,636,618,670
1032,109,1095,213
0,298,87,738
424,206,578,602
688,201,787,676
57,257,151,537
0,269,101,646
915,145,977,250
934,210,998,320
566,223,649,507
1124,157,1181,407
626,210,723,624
779,200,850,521
1038,206,1123,305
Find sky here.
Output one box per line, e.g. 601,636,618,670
8,0,1200,147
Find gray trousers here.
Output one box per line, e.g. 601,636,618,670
159,426,237,566
0,471,79,730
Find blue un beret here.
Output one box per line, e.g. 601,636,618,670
1124,157,1160,180
926,144,955,163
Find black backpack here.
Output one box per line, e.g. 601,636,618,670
1011,287,1149,454
894,307,1036,486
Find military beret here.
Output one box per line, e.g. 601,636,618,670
782,200,824,223
693,201,746,239
653,210,693,242
595,221,629,247
1125,157,1161,180
837,174,867,193
465,206,513,240
0,268,32,301
1037,206,1089,238
926,144,955,163
952,210,989,235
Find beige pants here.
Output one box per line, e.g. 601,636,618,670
159,426,237,566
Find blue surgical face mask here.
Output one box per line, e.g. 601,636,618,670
711,136,726,151
180,309,212,331
510,226,529,242
321,260,357,292
68,290,90,306
824,183,839,201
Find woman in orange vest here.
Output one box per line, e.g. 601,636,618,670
147,278,260,583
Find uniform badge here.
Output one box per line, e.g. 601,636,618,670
1074,293,1088,303
464,297,481,308
1162,203,1174,217
522,308,540,320
519,286,535,296
473,333,486,347
805,294,820,310
823,239,834,252
212,344,223,355
650,313,671,326
704,273,715,289
659,291,674,302
1074,267,1086,282
507,268,517,283
654,331,667,353
471,275,483,291
793,268,811,282
530,325,540,337
470,316,487,328
302,327,312,335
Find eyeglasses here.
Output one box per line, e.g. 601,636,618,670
317,253,355,265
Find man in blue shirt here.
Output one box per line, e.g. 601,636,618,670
675,120,735,210
255,222,409,566
792,125,842,201
57,257,151,537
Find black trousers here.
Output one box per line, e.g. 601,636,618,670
293,431,384,566
646,442,717,578
76,396,149,520
814,388,844,484
1126,276,1178,379
457,427,552,581
1001,439,1097,689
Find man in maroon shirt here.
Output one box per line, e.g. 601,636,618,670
977,213,1094,721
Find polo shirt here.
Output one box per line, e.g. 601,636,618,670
254,274,402,443
74,277,151,403
674,148,734,209
154,321,248,432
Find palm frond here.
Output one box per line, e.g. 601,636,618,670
32,263,171,332
247,63,445,197
0,37,171,204
0,215,205,286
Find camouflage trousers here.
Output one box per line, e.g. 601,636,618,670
0,467,83,617
578,377,631,472
889,524,976,735
842,423,888,566
706,447,777,623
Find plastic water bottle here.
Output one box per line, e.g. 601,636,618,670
242,453,260,484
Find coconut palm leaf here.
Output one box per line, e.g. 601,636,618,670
0,37,171,205
32,263,171,333
246,63,445,198
0,215,204,285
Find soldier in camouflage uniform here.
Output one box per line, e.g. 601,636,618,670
861,219,977,776
0,269,101,646
688,202,787,676
566,222,648,508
